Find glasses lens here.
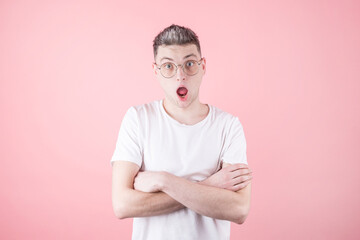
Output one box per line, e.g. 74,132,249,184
184,60,199,76
160,62,176,78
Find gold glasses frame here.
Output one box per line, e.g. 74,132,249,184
154,58,204,78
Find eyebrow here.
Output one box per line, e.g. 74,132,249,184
160,53,197,63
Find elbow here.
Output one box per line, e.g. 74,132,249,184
113,202,129,220
235,215,248,225
115,213,128,220
114,208,126,220
112,188,135,219
234,205,250,225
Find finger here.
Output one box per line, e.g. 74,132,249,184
234,180,251,191
225,163,249,172
231,168,252,177
230,174,252,186
230,178,252,191
224,164,240,172
236,163,249,168
230,168,252,178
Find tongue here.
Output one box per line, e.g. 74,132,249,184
177,87,188,95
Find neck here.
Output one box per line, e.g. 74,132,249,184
162,97,209,125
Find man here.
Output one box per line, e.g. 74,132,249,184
111,24,252,240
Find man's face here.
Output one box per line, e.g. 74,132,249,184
153,44,206,109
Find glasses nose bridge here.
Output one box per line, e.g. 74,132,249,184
174,63,186,76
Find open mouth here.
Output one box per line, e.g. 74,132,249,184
177,87,188,98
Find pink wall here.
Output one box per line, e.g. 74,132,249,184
1,0,359,239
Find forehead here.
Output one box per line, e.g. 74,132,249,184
156,44,200,62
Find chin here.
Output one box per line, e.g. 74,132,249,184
177,98,192,107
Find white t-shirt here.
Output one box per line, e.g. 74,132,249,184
111,99,248,240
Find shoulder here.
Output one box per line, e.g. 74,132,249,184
126,99,162,121
210,104,244,129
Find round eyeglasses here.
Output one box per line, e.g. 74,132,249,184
154,58,204,78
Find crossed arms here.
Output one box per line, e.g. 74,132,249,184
111,160,252,224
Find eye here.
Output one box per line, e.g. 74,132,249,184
186,61,195,67
163,63,173,69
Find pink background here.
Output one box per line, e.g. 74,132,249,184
1,0,359,239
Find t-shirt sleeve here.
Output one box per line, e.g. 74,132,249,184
221,117,248,165
110,106,143,168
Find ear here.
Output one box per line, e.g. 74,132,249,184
202,57,206,74
152,63,158,75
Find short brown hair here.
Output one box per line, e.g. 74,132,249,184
153,24,202,60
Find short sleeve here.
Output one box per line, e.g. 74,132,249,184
110,106,143,167
221,117,248,165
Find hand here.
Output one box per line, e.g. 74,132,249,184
133,171,164,193
200,163,252,191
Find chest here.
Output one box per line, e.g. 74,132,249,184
142,125,224,181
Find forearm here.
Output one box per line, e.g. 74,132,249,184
161,173,248,223
115,188,184,219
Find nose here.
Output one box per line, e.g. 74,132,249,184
176,65,186,81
